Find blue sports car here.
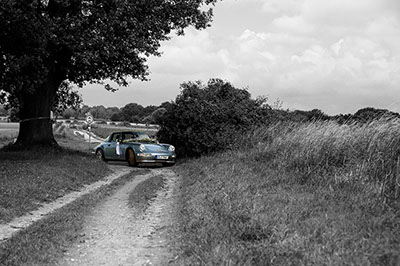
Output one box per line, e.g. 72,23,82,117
94,131,176,167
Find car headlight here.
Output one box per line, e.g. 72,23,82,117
169,145,175,152
137,153,152,157
139,144,146,152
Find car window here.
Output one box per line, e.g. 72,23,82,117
111,133,121,142
122,132,138,142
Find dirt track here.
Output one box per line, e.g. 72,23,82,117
57,166,178,266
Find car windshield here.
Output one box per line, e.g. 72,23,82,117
120,132,152,142
136,133,151,140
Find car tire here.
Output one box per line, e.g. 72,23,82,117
127,149,138,167
96,149,107,162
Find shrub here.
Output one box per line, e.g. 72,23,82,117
156,78,271,157
122,121,131,127
54,121,63,128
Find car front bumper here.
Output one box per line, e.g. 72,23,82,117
136,153,176,164
136,159,176,164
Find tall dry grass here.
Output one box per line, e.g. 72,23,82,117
243,119,400,200
173,119,400,265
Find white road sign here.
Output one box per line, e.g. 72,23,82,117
86,115,94,124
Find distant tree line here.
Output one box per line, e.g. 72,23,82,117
2,97,398,128
59,102,171,124
270,107,400,124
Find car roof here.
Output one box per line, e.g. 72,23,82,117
111,131,145,134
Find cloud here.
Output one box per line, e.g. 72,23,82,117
272,15,314,34
81,0,400,115
261,0,304,15
302,0,382,27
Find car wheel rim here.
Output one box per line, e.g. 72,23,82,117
96,150,102,160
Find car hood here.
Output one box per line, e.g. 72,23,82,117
142,144,169,152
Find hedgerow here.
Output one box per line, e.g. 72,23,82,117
156,78,271,157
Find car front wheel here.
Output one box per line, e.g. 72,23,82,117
127,149,138,167
96,149,107,162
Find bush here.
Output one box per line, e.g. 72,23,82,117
54,121,63,128
156,78,271,157
122,121,131,127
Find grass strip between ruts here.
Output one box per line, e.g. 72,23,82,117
128,174,165,214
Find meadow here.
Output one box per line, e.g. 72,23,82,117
0,122,19,144
173,119,400,265
0,123,110,224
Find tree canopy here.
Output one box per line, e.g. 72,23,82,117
0,0,219,146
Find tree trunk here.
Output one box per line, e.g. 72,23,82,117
15,77,61,147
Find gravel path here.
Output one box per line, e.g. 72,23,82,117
58,168,178,266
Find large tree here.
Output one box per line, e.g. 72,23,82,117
0,0,218,146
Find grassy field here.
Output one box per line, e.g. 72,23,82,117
0,124,110,224
173,119,400,265
0,122,19,144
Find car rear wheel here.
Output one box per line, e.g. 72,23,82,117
96,149,107,162
127,149,138,167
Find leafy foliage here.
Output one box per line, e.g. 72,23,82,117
0,0,219,145
157,78,271,157
53,81,82,115
0,0,218,94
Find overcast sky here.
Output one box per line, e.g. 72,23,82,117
81,0,400,115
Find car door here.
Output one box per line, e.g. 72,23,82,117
104,133,120,160
118,132,136,158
